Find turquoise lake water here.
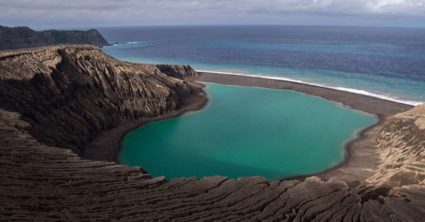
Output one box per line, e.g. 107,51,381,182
120,83,377,180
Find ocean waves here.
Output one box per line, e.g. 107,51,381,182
110,41,146,46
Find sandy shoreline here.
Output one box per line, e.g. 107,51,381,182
85,72,413,181
199,72,413,117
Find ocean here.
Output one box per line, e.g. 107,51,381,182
99,25,425,105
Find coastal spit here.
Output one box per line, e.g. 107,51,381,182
0,45,424,221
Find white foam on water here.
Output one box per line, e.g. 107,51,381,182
111,41,143,46
197,69,423,106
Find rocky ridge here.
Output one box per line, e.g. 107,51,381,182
0,45,424,221
0,45,198,154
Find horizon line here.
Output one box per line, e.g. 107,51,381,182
6,23,423,31
96,24,425,29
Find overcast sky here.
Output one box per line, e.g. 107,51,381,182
1,0,425,29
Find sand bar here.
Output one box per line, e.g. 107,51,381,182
198,71,414,117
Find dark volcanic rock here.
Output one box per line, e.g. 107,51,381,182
0,25,109,49
0,45,196,153
156,64,199,79
0,45,424,221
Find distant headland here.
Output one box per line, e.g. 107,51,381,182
0,25,109,50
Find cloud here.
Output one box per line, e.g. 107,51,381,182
239,0,425,16
0,0,424,28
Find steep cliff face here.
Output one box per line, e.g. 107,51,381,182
0,45,198,153
0,26,109,49
0,45,424,221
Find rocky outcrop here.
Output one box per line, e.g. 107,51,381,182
0,26,109,50
156,64,199,79
0,45,424,221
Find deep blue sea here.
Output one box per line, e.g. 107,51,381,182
99,26,425,105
